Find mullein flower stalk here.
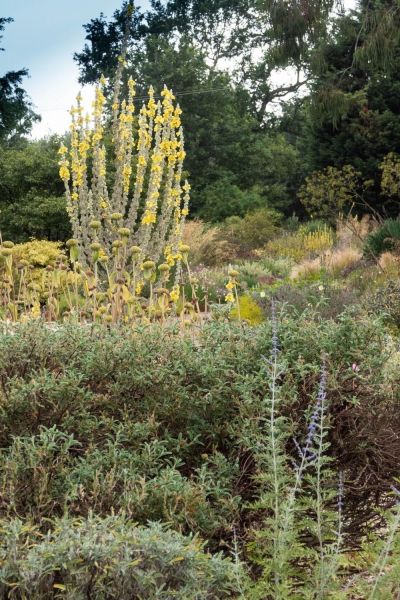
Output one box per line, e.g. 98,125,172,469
59,63,190,315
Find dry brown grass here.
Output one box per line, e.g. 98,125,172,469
291,247,362,279
182,220,236,266
378,251,400,274
325,247,362,273
290,257,321,279
336,215,376,248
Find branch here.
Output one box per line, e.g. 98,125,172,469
256,76,310,122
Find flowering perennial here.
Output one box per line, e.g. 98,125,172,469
59,70,190,300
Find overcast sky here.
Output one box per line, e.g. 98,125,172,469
1,0,147,138
1,0,356,139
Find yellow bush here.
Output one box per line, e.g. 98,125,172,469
13,240,65,267
302,228,333,254
264,227,333,261
230,295,264,325
264,235,307,261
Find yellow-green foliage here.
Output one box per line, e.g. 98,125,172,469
264,235,306,261
59,71,190,277
380,152,400,198
0,238,198,325
224,208,281,250
230,295,264,325
301,228,333,254
265,227,333,261
13,240,65,267
298,165,361,220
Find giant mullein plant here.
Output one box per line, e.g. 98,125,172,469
58,60,190,300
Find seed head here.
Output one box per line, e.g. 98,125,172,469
118,227,131,237
158,263,170,272
142,260,155,270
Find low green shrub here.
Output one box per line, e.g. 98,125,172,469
257,281,361,320
364,218,400,257
0,317,399,595
365,279,400,328
223,207,281,251
0,516,240,599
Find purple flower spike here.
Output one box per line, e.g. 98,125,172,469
302,363,327,457
270,298,280,360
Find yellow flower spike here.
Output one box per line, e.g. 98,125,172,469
142,212,157,225
170,285,180,303
128,77,136,93
59,163,70,181
60,72,190,282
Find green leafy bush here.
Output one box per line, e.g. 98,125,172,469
200,180,266,221
0,516,239,599
0,318,399,596
364,218,400,257
223,207,282,251
365,280,400,328
0,194,70,242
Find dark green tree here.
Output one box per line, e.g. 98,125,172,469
296,1,400,216
74,1,304,218
0,136,70,241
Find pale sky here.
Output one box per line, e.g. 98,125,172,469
1,0,356,139
1,0,146,138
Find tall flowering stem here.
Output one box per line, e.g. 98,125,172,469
59,71,190,291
